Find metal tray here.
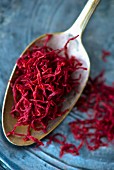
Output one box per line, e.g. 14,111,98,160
0,0,114,169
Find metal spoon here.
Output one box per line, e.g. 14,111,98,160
2,0,100,146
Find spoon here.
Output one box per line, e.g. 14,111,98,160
2,0,100,146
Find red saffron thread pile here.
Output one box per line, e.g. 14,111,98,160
47,68,114,157
7,34,86,144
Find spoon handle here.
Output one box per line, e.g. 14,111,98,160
67,0,100,36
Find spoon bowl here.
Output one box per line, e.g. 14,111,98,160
2,0,100,146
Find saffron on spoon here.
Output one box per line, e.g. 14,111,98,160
7,34,86,144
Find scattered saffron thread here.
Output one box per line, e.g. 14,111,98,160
47,64,114,157
101,49,111,62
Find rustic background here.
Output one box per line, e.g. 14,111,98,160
0,0,114,169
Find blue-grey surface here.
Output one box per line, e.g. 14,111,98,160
0,0,114,170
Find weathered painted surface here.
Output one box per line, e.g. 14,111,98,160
0,0,114,169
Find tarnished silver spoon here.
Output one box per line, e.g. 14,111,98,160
2,0,100,146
